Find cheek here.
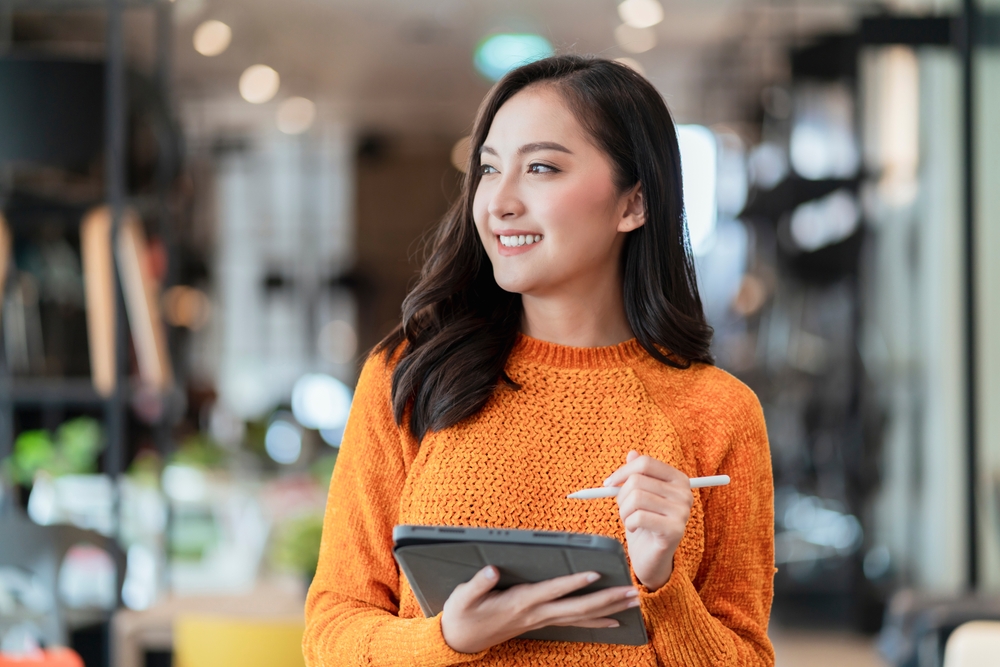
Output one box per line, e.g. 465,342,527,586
535,174,619,242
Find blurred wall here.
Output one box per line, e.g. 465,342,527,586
975,27,1000,591
866,47,967,593
213,125,356,419
354,136,461,353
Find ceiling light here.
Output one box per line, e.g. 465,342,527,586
193,20,231,56
276,97,316,134
618,0,664,29
239,64,280,104
474,33,554,82
614,24,656,54
614,57,646,76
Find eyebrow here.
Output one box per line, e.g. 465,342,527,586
480,141,573,157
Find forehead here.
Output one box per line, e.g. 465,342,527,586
484,85,588,148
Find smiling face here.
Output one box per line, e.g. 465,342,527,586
473,84,644,299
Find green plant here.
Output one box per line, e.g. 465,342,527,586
271,514,324,577
127,449,164,487
1,417,105,486
170,433,226,468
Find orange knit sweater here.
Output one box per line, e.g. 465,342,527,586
304,335,775,666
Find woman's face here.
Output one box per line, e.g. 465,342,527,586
473,85,644,299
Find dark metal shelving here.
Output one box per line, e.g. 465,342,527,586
0,0,175,479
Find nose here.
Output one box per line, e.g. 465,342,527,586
487,172,525,220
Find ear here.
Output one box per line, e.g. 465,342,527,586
616,183,645,233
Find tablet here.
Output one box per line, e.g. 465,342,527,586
392,525,648,645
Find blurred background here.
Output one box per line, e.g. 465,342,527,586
0,0,998,666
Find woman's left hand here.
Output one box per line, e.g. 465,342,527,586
603,450,693,591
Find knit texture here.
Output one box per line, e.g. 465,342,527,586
303,335,775,666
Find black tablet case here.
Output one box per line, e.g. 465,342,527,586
392,525,648,645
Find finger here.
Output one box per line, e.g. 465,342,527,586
543,591,641,626
617,487,677,522
449,566,499,607
517,570,601,606
540,585,638,621
604,455,686,488
623,508,687,534
618,475,692,508
618,473,675,500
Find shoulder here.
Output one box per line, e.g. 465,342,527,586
352,343,407,414
675,363,761,420
628,356,765,442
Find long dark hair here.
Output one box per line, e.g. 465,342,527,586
378,55,713,441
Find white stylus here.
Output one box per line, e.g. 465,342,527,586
566,475,731,499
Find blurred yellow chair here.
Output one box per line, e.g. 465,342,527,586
174,614,306,667
943,621,1000,667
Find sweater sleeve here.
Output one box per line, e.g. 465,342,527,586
302,351,485,667
639,390,775,667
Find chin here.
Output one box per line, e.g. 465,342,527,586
492,270,539,296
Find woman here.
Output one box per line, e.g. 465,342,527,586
303,55,774,666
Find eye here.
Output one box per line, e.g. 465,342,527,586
528,163,558,174
479,164,498,176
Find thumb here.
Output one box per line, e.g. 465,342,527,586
627,450,640,463
452,566,499,605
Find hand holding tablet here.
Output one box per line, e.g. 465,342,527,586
393,454,732,649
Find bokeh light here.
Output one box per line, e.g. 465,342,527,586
162,285,211,330
193,20,231,57
276,97,316,135
265,418,303,465
788,189,860,252
290,373,352,432
474,34,554,82
239,64,280,104
617,0,664,29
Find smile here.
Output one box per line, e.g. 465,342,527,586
498,234,542,247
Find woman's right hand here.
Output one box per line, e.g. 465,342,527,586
440,566,640,654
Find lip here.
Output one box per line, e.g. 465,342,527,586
494,229,542,257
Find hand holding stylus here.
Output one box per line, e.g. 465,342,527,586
599,451,703,592
567,474,730,498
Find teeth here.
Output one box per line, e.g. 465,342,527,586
499,234,542,247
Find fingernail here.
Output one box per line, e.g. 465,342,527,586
606,620,620,628
628,599,641,608
602,478,612,487
625,588,640,598
483,567,496,579
585,572,600,583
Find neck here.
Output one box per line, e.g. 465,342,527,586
520,274,633,348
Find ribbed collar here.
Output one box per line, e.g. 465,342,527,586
509,333,647,369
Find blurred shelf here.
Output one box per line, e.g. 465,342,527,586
0,378,108,407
